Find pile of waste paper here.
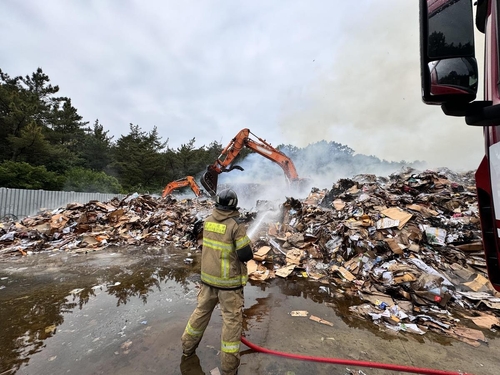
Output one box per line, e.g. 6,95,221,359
0,194,212,256
248,168,500,346
1,167,499,345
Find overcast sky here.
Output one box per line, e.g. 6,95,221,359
0,0,485,171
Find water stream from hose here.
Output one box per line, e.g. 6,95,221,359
247,210,273,240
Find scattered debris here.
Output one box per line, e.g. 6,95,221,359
291,310,309,317
120,339,133,354
2,167,500,345
0,194,212,256
246,168,500,345
309,315,334,327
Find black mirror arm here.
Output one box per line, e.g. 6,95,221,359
440,101,500,126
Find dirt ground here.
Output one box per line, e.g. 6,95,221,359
1,247,499,375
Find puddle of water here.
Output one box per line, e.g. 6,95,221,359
0,246,199,374
240,280,500,375
0,247,499,375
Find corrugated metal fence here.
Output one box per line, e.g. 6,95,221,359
0,188,125,220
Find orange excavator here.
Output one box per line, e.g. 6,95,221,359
161,176,205,198
200,128,305,196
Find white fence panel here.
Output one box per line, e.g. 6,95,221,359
0,188,125,220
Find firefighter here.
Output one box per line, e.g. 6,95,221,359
181,188,253,375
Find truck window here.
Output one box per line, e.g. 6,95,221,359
428,0,475,59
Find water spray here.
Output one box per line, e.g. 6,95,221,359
247,210,274,240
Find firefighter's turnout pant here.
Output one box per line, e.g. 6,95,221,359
181,283,244,375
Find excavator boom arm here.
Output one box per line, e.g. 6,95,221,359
162,176,203,198
210,128,251,174
244,138,299,181
201,128,300,195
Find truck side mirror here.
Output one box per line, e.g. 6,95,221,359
420,0,478,105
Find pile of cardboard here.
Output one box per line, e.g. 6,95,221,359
0,194,212,256
247,168,500,346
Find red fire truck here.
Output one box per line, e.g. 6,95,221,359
420,0,500,291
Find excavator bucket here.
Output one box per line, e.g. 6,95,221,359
201,169,219,196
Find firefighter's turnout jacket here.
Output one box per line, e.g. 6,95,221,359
201,208,253,288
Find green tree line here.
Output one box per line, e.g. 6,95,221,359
0,68,225,194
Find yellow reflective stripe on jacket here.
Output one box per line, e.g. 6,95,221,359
235,235,251,250
185,321,204,337
203,237,233,252
201,272,245,288
200,272,248,287
221,252,229,278
205,222,227,234
221,340,241,353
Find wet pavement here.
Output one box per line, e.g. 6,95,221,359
1,247,500,375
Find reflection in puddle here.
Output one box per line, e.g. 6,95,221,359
0,246,200,374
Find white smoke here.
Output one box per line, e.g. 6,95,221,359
216,153,292,209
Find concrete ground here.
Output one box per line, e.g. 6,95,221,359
0,247,498,375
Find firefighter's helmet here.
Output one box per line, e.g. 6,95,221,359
215,189,238,210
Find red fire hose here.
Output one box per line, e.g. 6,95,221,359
241,336,474,375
